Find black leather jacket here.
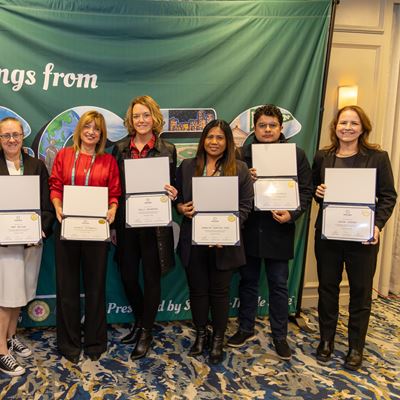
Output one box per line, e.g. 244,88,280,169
112,135,177,274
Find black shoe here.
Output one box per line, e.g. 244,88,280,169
62,353,80,364
0,353,25,376
130,328,152,360
188,327,210,357
344,348,363,371
316,340,334,362
209,332,225,365
273,339,292,360
227,330,255,348
121,323,142,345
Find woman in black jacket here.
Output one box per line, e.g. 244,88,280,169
313,105,397,371
176,119,253,364
113,96,177,360
0,117,54,376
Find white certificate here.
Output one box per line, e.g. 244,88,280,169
63,185,108,217
324,168,376,204
322,205,374,242
61,217,110,241
0,211,42,245
192,176,238,212
254,178,300,210
192,213,240,246
252,143,297,177
124,157,170,194
0,176,40,210
126,193,172,227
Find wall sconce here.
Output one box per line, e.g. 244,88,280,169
337,85,358,109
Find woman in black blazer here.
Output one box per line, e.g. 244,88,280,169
176,119,253,364
113,95,177,360
312,105,397,371
0,117,54,376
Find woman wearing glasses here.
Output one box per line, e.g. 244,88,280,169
0,117,54,376
49,110,121,363
113,95,177,360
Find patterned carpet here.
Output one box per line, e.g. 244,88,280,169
0,297,399,400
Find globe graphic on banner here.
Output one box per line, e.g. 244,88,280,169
38,109,79,161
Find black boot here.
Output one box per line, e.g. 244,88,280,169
316,340,334,362
344,348,363,371
188,327,209,357
209,331,225,365
130,328,152,360
121,321,142,345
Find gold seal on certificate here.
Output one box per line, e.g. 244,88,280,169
61,185,110,241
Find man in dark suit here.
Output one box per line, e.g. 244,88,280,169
227,104,313,360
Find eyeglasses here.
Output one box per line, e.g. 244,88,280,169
256,123,280,130
0,133,24,140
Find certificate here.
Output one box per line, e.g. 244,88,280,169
124,157,170,194
324,168,376,204
252,143,297,177
192,213,239,246
192,176,238,212
254,178,299,210
0,176,42,245
61,185,109,241
126,193,172,227
0,211,42,245
322,205,374,242
61,217,110,241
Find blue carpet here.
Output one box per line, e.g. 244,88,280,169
0,297,399,399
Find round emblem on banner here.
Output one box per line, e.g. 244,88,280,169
227,215,236,222
31,214,38,221
27,300,50,322
362,209,371,217
98,219,106,224
287,181,295,188
160,196,168,203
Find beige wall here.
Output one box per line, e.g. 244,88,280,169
302,0,400,307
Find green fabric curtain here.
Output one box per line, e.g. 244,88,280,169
0,0,332,326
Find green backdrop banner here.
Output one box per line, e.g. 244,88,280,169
0,0,332,326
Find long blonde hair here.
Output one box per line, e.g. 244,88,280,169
72,110,107,155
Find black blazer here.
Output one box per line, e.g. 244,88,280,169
176,157,254,270
312,147,397,231
0,151,55,237
112,135,177,274
241,134,313,260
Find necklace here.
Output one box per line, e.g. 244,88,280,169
336,150,358,157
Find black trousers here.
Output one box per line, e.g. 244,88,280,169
186,246,233,332
315,231,378,350
55,225,108,357
119,227,161,329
